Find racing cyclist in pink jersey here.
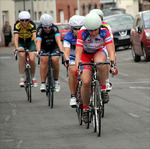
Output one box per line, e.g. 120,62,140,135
90,9,116,92
75,13,118,123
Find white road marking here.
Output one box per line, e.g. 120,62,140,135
113,81,150,84
5,116,10,122
129,86,150,89
128,113,140,118
1,139,14,142
118,72,129,76
0,56,11,59
16,140,23,149
9,103,17,108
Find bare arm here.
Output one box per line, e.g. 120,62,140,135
36,39,42,52
106,43,116,64
14,34,19,49
32,32,37,50
75,46,83,68
64,47,70,60
55,36,63,52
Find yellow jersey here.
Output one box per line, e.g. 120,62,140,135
14,20,36,43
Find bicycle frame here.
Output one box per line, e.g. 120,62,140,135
40,52,61,108
15,48,36,103
77,61,110,136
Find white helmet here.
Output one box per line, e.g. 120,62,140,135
84,13,102,30
40,14,53,26
69,15,84,27
90,9,104,17
19,11,31,20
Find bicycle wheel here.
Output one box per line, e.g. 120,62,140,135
25,67,32,103
76,102,83,125
48,67,54,108
91,91,96,132
95,81,101,137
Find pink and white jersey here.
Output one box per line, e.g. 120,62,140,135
76,27,113,54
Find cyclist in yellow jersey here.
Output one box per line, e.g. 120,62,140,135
90,9,117,92
14,11,38,87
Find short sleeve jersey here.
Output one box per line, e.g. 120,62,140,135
14,20,36,44
36,24,60,51
76,27,112,54
63,30,77,58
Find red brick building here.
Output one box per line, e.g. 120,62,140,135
56,0,78,23
79,0,101,16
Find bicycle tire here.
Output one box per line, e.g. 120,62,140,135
76,103,83,125
25,67,32,103
48,67,54,108
101,103,104,118
95,80,101,137
91,90,96,133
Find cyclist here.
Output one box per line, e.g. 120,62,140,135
75,13,118,123
14,11,38,87
63,15,84,107
36,14,63,92
90,9,116,91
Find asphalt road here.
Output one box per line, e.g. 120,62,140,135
0,48,150,149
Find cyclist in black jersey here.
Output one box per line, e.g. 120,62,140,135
36,14,64,92
14,11,38,88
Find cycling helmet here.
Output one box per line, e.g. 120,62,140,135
40,14,53,26
90,9,104,17
69,15,84,27
19,11,31,20
84,13,102,30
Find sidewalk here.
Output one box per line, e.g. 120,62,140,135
0,45,15,50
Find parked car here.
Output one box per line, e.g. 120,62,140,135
104,14,134,50
55,23,71,41
102,8,126,17
130,10,150,62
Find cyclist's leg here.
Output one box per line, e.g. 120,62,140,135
28,41,38,87
40,50,49,91
69,56,78,106
51,47,60,92
94,49,109,103
18,43,25,86
80,53,93,122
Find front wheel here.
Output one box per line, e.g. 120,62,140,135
95,81,101,137
25,67,32,103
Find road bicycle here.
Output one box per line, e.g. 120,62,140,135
15,48,36,103
76,61,110,137
39,51,63,108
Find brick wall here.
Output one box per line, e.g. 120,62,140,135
56,0,77,23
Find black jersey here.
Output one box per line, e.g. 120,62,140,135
14,20,36,44
36,24,60,51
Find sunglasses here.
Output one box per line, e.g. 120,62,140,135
73,27,81,31
20,19,29,22
42,25,52,29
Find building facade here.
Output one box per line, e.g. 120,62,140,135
0,0,15,46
